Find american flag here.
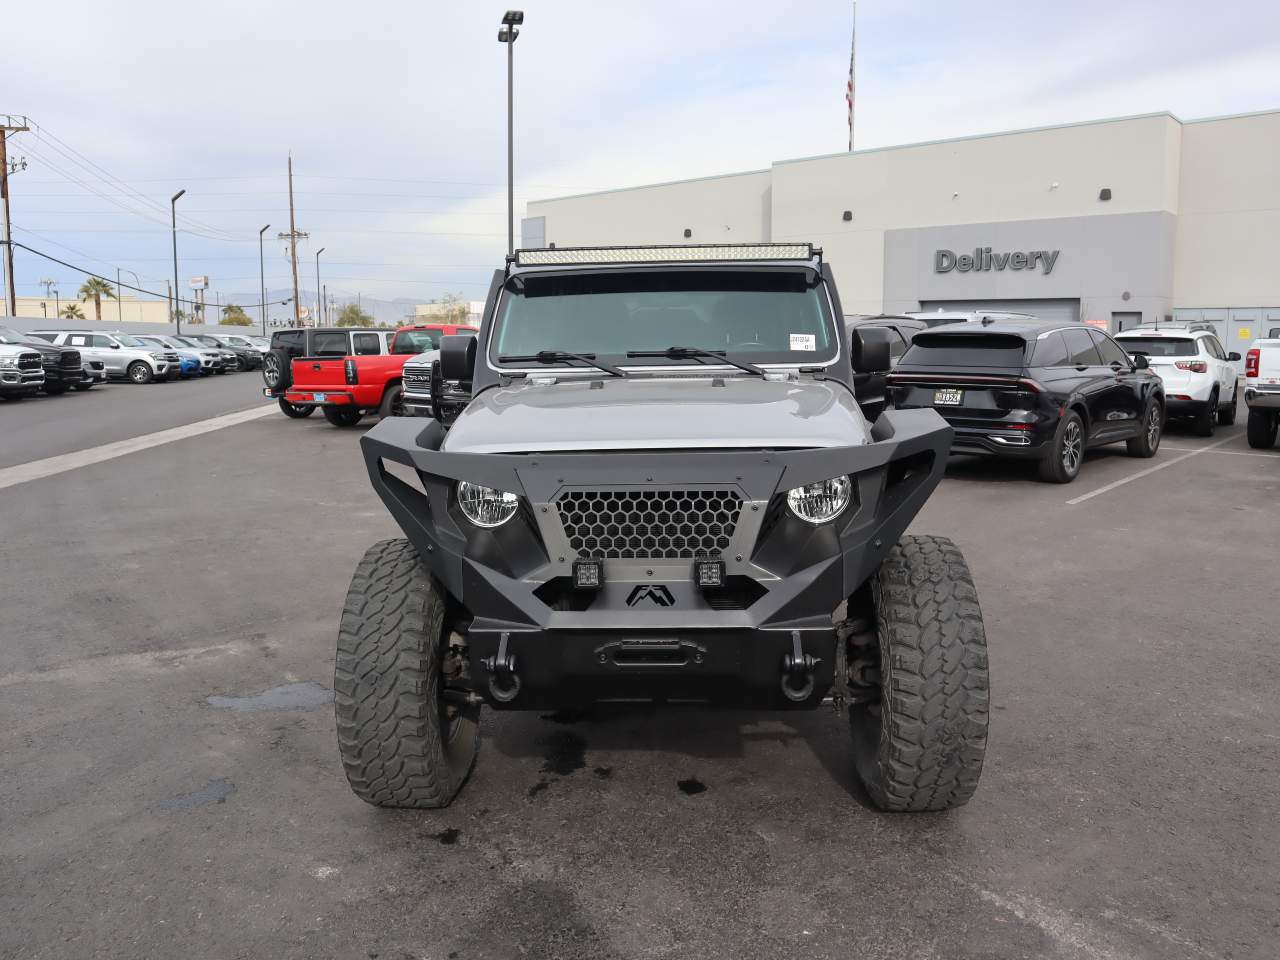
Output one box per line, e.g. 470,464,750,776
846,3,856,151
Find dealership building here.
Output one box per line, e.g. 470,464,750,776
523,108,1280,352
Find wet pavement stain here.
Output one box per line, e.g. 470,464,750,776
677,777,707,796
206,682,333,713
592,766,613,779
527,779,551,799
538,729,587,776
431,828,460,845
159,777,236,811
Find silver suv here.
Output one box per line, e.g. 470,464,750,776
30,330,175,384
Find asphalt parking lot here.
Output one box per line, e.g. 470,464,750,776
2,381,1277,960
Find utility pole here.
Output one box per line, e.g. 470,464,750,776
116,268,123,324
1,116,31,317
278,153,307,327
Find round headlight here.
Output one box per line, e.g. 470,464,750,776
457,481,519,528
786,476,852,524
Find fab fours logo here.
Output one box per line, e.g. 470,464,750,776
626,585,675,607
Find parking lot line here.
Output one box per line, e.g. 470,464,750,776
0,404,277,491
1159,444,1280,459
1065,435,1236,505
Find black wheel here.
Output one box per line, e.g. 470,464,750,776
1127,399,1163,458
42,382,69,396
846,535,989,812
335,539,480,808
322,406,364,427
1038,409,1085,483
1193,391,1217,437
1217,384,1237,425
379,383,405,419
127,361,154,384
1246,409,1278,449
262,349,292,391
278,397,315,419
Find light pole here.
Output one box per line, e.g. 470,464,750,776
498,10,523,256
118,269,140,322
259,223,270,336
314,247,325,327
170,189,185,334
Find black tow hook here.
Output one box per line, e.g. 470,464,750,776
481,632,522,703
780,630,820,702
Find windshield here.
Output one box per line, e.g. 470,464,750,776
492,269,834,368
115,335,149,348
1115,337,1196,357
392,329,445,354
0,327,30,344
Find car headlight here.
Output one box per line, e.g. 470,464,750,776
0,357,18,369
786,476,853,524
150,352,165,360
457,481,520,528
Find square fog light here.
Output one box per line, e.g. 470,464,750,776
572,559,602,590
694,559,725,589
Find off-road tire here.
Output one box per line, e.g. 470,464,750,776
1193,391,1217,437
335,539,480,808
127,361,154,385
322,406,364,427
849,535,989,812
1038,409,1084,483
1217,385,1237,425
278,398,314,419
1126,398,1163,458
379,383,405,419
1246,409,1278,449
262,348,291,391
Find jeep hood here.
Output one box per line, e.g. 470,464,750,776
441,376,869,453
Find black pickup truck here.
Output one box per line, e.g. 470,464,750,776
0,326,89,395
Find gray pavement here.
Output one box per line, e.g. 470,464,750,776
1,393,1277,960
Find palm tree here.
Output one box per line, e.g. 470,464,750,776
78,277,116,321
60,303,86,319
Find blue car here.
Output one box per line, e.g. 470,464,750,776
176,354,200,378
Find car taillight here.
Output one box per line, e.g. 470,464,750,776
344,359,357,384
1174,360,1208,373
1245,349,1260,378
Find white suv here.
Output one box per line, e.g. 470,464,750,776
1115,326,1240,435
907,310,1040,328
29,330,175,384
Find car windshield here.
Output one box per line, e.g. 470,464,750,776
0,327,30,344
115,335,149,348
1116,337,1197,357
393,329,444,354
492,269,834,368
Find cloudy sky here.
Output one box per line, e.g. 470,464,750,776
5,0,1279,320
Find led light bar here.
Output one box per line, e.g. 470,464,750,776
515,243,815,267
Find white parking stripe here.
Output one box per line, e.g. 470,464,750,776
0,404,277,491
1159,444,1280,459
1066,435,1236,505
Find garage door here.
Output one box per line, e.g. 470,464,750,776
918,298,1081,324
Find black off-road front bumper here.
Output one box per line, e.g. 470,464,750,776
359,408,952,710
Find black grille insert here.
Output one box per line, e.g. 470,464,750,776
556,488,742,560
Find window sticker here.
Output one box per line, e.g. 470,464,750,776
789,334,816,351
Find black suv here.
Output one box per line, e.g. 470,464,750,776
887,320,1165,483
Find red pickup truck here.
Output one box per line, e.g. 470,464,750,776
280,323,477,426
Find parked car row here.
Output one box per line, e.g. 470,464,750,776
0,325,105,400
19,329,264,385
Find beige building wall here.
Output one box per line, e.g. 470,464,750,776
1173,110,1280,306
526,169,772,247
12,295,170,324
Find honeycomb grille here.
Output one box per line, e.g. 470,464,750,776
556,489,742,560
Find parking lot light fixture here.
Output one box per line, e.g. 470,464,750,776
170,189,185,334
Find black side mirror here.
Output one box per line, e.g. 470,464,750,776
1132,354,1149,370
439,334,476,381
851,329,891,374
1228,352,1242,362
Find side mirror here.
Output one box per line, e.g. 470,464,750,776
1132,354,1149,370
851,329,891,374
1228,352,1242,362
439,334,476,381
109,343,120,349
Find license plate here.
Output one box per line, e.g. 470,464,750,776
313,393,326,403
934,388,963,406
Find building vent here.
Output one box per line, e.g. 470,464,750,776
1099,187,1112,201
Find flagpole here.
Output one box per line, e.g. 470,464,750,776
847,1,857,152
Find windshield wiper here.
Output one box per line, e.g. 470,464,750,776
498,350,626,377
626,346,764,376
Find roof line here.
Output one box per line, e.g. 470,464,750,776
526,167,770,207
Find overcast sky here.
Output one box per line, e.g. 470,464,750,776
5,0,1280,319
